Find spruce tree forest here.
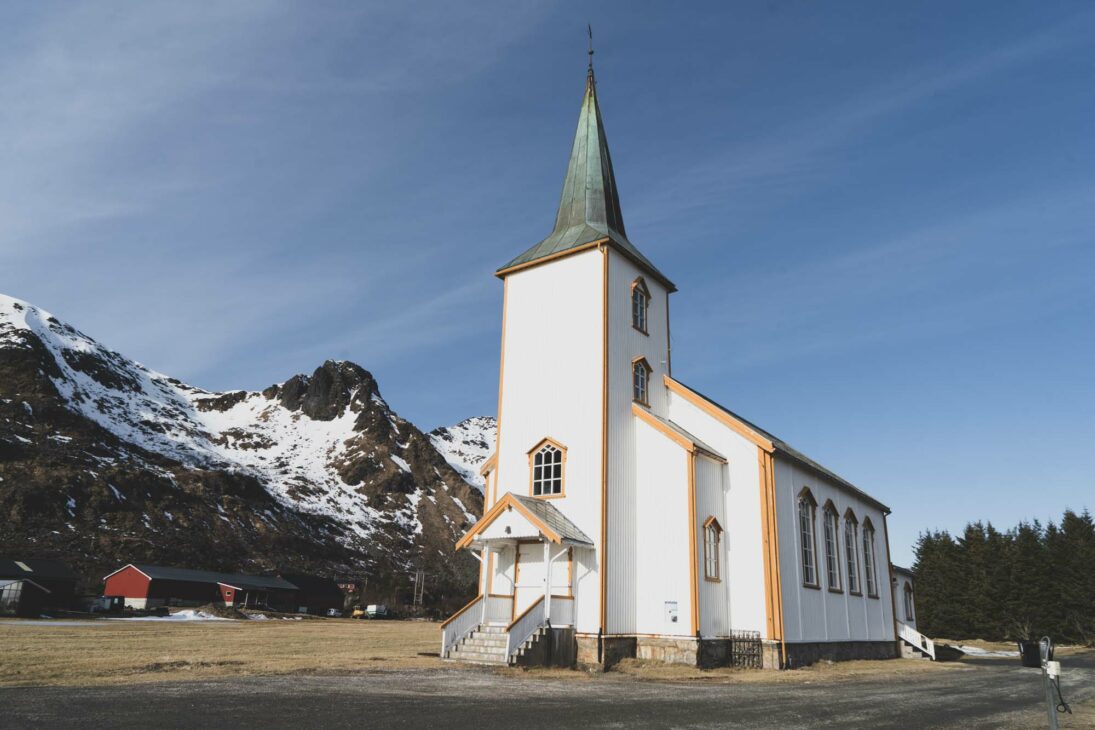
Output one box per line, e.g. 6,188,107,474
912,509,1095,646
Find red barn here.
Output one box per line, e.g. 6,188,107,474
103,564,298,610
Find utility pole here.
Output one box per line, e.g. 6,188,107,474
413,570,425,607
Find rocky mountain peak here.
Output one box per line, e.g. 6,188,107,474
0,293,484,608
262,360,380,421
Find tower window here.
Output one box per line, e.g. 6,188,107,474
529,438,566,497
632,357,651,405
631,277,650,334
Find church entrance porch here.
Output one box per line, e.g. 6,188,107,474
441,493,593,666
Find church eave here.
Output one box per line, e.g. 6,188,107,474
495,235,677,292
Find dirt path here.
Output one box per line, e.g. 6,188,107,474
3,654,1093,729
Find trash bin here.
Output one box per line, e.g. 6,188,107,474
1018,640,1042,668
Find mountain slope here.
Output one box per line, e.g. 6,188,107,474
0,294,483,607
429,416,496,493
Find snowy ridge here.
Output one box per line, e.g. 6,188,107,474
429,416,496,492
0,293,481,545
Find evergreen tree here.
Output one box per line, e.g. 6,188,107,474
911,508,1093,646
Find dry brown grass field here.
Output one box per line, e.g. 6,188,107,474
0,616,981,689
0,618,449,687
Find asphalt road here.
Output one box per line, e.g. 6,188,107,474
2,656,1092,729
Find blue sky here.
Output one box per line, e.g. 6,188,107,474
2,2,1092,566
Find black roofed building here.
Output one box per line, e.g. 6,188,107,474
275,573,346,615
103,564,299,611
0,558,77,608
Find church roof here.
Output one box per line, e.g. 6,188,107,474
669,378,891,514
508,494,594,546
497,65,676,291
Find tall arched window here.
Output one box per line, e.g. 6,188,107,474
797,489,818,588
631,277,650,334
822,501,841,591
863,518,878,597
903,582,915,621
844,509,861,595
529,438,566,497
632,357,651,405
703,517,722,581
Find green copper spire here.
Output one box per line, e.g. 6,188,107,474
498,54,674,290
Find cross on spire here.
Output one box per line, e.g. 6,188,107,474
588,24,594,76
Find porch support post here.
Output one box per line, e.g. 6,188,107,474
544,542,552,621
480,546,491,624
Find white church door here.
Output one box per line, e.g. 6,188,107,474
513,542,545,619
512,542,572,619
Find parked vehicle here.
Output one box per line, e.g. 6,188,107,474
326,608,343,618
350,604,389,619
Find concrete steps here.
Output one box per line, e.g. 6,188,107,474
446,625,511,665
444,624,549,666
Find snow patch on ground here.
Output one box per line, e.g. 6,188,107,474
107,610,233,622
954,645,1020,657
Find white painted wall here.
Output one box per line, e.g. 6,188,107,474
494,248,605,633
606,250,671,634
694,453,731,637
665,390,769,636
894,569,916,627
633,415,692,636
775,457,896,643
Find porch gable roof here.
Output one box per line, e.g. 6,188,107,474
455,492,593,550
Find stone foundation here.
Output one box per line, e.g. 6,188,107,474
576,635,636,670
571,634,897,671
783,640,899,668
636,636,700,666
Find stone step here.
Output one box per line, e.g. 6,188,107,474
477,625,507,634
450,649,510,664
462,640,506,650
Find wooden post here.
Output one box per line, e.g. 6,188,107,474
543,542,552,621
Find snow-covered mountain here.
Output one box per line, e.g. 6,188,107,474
429,416,496,492
0,294,484,604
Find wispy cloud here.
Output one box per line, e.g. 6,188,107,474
674,183,1095,378
627,12,1095,232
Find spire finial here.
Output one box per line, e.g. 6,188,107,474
587,24,594,77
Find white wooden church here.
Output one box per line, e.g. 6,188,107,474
441,56,930,670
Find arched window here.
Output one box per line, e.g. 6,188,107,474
903,582,915,621
844,509,861,595
632,357,651,405
797,489,819,588
703,517,722,581
529,438,565,497
631,277,650,334
862,518,878,597
822,501,841,591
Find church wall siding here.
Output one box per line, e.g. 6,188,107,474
694,454,731,637
664,391,769,635
775,457,896,643
606,250,671,635
495,248,605,633
633,416,692,636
